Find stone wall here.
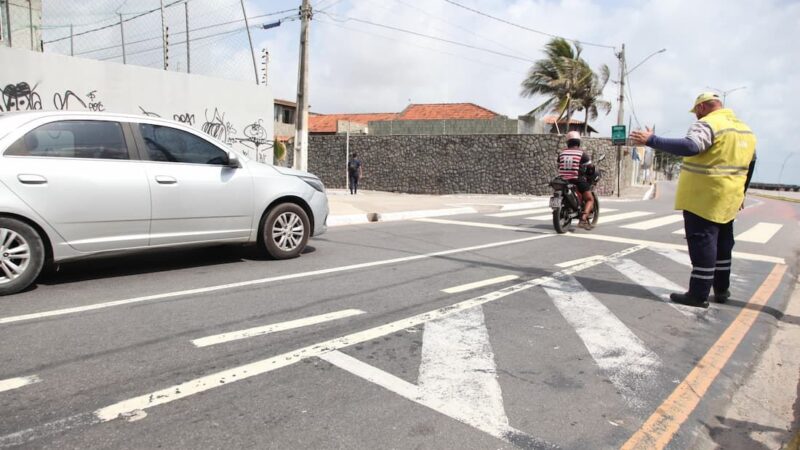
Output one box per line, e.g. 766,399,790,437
368,117,518,136
309,134,618,196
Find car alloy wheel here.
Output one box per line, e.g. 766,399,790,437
0,218,45,295
271,211,305,252
0,228,31,285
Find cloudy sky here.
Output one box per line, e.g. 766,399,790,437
41,0,800,184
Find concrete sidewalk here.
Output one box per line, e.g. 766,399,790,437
326,184,655,226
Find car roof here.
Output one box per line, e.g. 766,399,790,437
0,110,181,125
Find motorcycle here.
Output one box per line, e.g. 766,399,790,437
548,154,604,234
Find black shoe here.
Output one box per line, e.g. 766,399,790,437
669,292,709,309
713,289,731,304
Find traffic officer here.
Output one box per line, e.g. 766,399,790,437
630,92,757,308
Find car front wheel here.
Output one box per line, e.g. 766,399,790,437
0,218,45,296
260,203,310,259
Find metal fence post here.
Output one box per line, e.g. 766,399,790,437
69,24,73,55
184,1,190,73
119,14,126,63
239,0,258,85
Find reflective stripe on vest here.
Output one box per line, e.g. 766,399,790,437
674,108,756,224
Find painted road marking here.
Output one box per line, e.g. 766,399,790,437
414,218,551,233
441,275,519,294
672,228,685,236
320,351,555,448
650,247,691,267
555,255,605,268
735,222,783,244
487,208,551,218
525,208,619,221
0,234,554,326
622,263,786,450
621,214,684,230
84,246,644,425
418,307,507,429
542,275,662,410
499,201,548,211
606,258,708,319
0,375,40,394
589,211,654,224
377,207,477,222
191,309,366,348
416,218,786,264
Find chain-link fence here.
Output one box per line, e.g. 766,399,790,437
1,0,41,50
37,0,294,84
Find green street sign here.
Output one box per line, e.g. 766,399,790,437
611,125,627,145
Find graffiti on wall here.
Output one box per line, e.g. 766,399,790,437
1,82,43,111
2,80,271,163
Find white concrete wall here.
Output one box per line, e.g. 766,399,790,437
0,47,275,163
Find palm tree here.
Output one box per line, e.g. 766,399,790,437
574,64,612,135
521,38,590,133
521,38,610,134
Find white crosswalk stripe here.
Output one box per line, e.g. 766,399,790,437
735,222,783,243
487,208,552,218
541,274,662,410
621,214,684,230
525,208,618,221
591,211,654,224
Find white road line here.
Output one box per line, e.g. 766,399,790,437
0,375,40,394
542,275,662,410
415,218,786,264
90,245,645,424
621,214,684,230
650,247,692,267
525,208,619,221
320,351,553,447
500,201,548,211
736,222,783,244
555,255,604,268
441,275,519,294
591,211,654,224
415,218,551,233
487,208,551,218
672,228,685,236
0,234,553,326
419,307,507,429
606,258,710,319
377,207,477,222
191,309,366,348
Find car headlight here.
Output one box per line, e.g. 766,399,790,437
300,176,325,192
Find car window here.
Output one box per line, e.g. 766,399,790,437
4,120,129,159
139,123,228,165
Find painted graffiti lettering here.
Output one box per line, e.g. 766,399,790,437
86,90,105,112
138,106,161,118
201,108,237,145
173,113,195,125
234,119,271,163
53,90,87,110
2,82,43,111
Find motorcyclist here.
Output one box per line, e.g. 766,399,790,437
557,131,595,229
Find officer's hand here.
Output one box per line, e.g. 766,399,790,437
629,127,654,145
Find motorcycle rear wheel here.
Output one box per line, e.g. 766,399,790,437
552,206,572,234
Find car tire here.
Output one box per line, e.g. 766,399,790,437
0,218,45,296
260,203,310,259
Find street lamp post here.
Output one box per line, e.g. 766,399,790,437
778,153,796,187
706,85,746,105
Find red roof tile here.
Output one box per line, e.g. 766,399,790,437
398,103,499,120
309,113,398,133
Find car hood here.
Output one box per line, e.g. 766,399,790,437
270,165,320,179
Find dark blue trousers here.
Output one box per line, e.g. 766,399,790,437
683,211,735,300
349,174,360,194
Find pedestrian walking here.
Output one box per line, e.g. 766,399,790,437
347,152,363,195
630,92,757,308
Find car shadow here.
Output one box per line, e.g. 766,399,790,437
36,244,314,286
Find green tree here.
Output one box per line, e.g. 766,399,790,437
574,63,612,135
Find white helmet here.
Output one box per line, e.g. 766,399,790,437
565,131,581,141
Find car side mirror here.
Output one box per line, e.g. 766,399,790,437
227,152,242,168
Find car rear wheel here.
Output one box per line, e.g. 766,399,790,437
260,203,310,259
0,218,45,296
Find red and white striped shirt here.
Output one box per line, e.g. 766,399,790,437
557,148,588,180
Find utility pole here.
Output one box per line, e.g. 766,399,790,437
293,0,312,172
119,14,127,64
160,0,167,70
239,0,259,85
184,1,190,73
615,43,626,197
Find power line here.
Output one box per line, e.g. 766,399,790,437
71,8,296,57
442,0,616,50
316,17,527,76
99,26,244,61
319,11,535,63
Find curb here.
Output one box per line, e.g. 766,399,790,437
752,193,800,204
327,207,477,227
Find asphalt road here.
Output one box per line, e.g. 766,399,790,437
1,185,798,449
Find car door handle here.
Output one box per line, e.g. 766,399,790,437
155,175,177,185
17,174,47,185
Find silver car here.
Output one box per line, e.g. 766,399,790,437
0,111,328,295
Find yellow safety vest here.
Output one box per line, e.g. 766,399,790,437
675,108,756,223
